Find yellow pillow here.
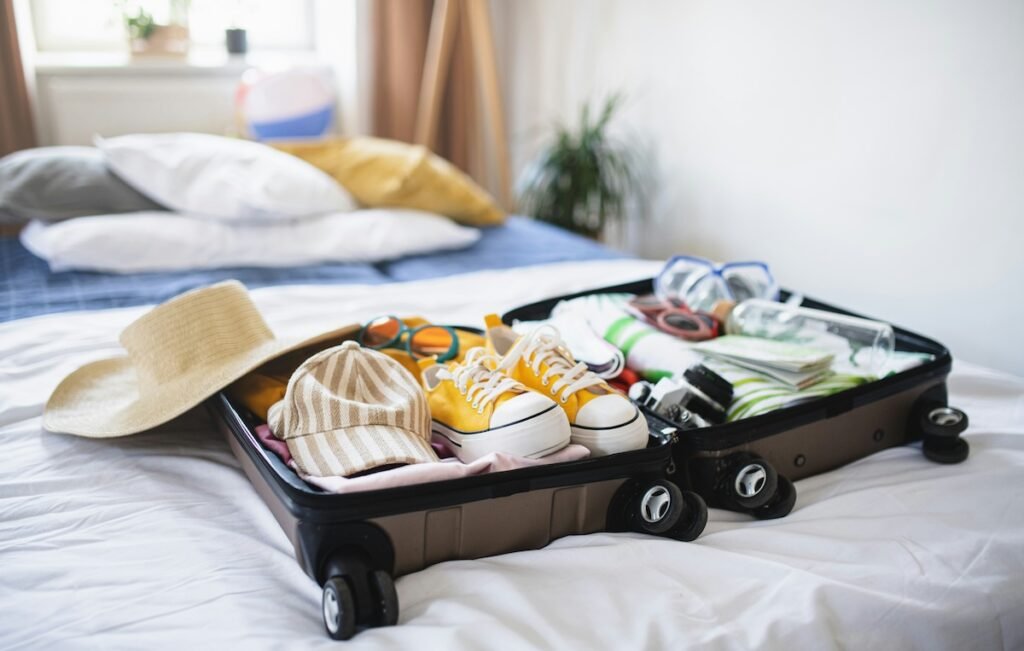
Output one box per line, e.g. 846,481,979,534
274,137,505,226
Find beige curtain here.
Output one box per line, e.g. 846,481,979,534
0,0,36,158
371,0,478,176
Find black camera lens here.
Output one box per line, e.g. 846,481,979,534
683,364,734,409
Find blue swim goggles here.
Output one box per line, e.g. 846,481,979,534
654,255,779,313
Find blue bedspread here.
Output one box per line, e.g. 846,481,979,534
0,217,623,322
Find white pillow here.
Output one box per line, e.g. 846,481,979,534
20,209,481,273
96,133,357,221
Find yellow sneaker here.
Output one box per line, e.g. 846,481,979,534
484,314,649,456
419,349,571,462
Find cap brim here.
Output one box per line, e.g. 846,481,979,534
43,324,360,438
285,424,438,478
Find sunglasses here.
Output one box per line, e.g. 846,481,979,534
358,316,459,362
627,294,720,342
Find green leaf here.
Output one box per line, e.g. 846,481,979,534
516,92,643,237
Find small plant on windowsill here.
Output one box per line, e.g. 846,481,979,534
118,0,192,58
124,8,157,41
517,94,641,240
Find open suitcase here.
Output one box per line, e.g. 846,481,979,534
208,383,708,640
503,279,970,520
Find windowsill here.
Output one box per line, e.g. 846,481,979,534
33,49,324,76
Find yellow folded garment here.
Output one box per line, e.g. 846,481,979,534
273,137,505,226
228,371,291,421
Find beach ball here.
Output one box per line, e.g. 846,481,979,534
244,69,335,141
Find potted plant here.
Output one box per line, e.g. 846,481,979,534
121,0,191,58
225,0,248,55
225,26,248,55
517,94,642,239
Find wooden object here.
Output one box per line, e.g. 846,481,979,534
415,0,458,149
414,0,511,207
131,25,190,58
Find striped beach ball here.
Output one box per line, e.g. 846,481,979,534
244,69,335,141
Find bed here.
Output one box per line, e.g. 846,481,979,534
1,221,1022,649
0,216,621,321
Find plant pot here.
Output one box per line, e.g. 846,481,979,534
131,24,190,58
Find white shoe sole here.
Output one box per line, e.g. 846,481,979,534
432,403,572,463
570,409,649,456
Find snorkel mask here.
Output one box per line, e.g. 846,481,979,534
654,255,779,313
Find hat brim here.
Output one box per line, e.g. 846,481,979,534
43,324,360,438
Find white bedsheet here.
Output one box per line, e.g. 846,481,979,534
2,259,1022,650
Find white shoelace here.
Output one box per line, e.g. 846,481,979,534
436,349,524,414
496,326,605,404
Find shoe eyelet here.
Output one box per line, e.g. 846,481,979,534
542,379,548,386
550,388,557,395
560,396,568,404
472,402,479,409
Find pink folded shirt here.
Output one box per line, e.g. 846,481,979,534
254,424,591,494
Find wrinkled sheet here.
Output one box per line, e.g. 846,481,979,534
1,259,1023,650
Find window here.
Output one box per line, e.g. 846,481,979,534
30,0,315,53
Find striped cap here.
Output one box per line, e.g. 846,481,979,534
268,340,438,477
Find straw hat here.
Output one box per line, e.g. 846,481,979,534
44,281,358,438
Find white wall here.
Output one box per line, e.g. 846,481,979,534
499,0,1024,376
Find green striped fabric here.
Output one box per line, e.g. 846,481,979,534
573,293,870,421
705,362,869,421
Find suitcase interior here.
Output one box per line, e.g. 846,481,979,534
502,278,960,516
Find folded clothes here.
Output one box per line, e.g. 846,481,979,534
254,424,591,494
712,367,868,420
298,445,591,494
513,311,625,379
229,371,292,421
530,293,933,421
524,292,703,381
256,422,292,463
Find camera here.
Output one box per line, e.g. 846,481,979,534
629,364,733,428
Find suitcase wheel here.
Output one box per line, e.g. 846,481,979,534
667,490,708,542
920,406,970,464
725,453,779,510
369,570,399,627
321,553,400,640
322,577,357,641
627,479,708,541
751,475,796,520
923,436,970,464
